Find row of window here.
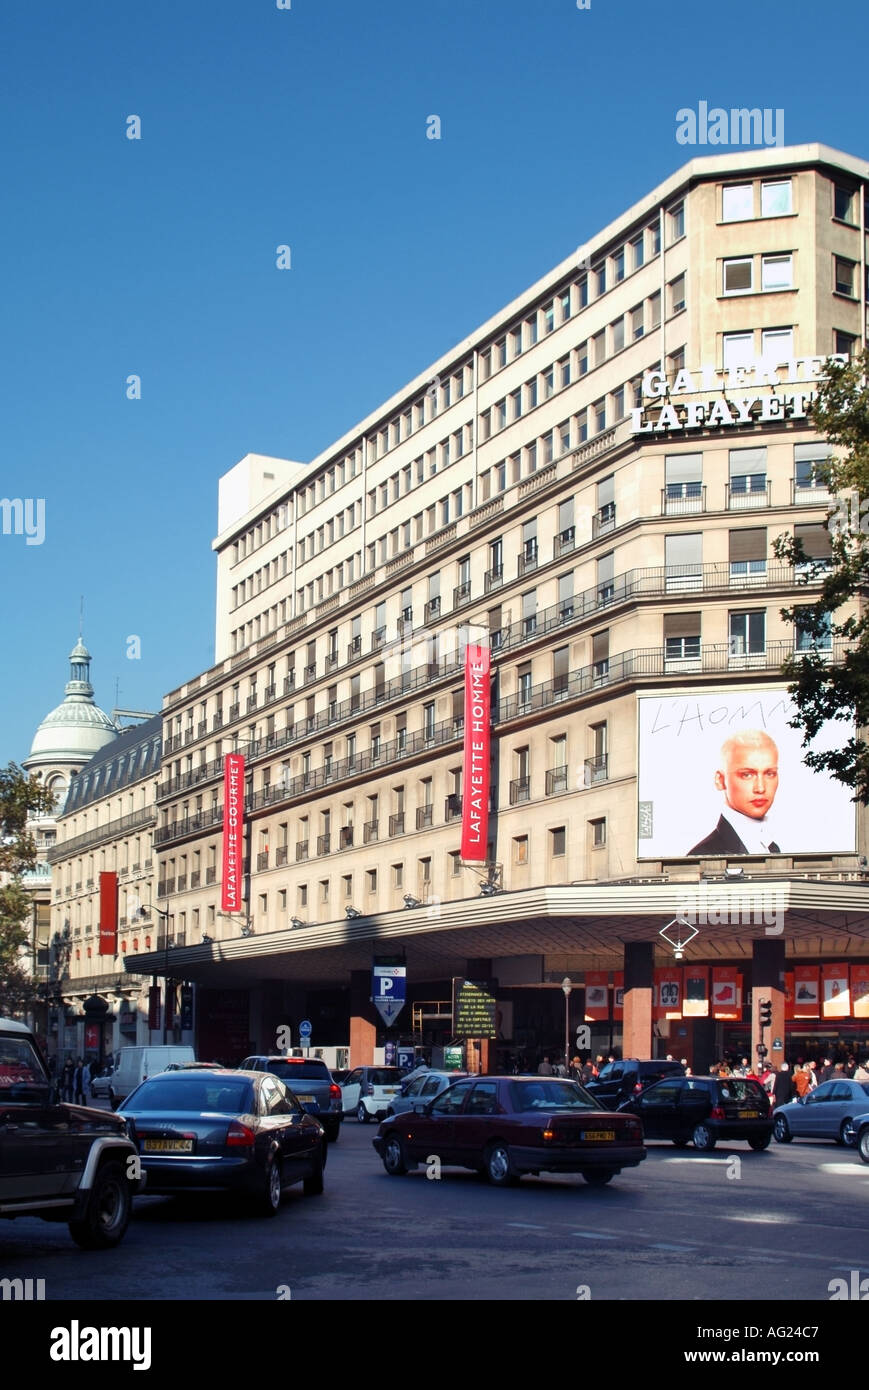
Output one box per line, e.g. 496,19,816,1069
721,251,867,301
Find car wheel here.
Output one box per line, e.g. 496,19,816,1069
582,1169,615,1186
839,1118,856,1147
484,1142,518,1187
692,1123,716,1151
68,1161,131,1250
672,1137,691,1148
303,1150,325,1196
356,1102,370,1124
748,1132,771,1151
256,1156,283,1216
382,1134,409,1177
858,1127,869,1165
773,1114,792,1143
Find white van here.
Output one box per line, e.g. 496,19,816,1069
109,1045,196,1108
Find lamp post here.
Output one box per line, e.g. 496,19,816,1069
561,976,572,1074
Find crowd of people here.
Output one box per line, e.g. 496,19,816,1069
58,1056,92,1104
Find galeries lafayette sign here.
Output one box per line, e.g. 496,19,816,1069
630,355,849,435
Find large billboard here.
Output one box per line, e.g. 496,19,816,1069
637,687,856,858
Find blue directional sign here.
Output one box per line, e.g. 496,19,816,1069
299,1019,312,1039
372,965,406,1026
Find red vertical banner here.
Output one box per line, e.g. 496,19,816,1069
822,963,850,1019
147,985,161,1031
98,871,118,955
584,971,609,1022
793,965,820,1017
852,964,869,1019
683,966,709,1018
461,645,490,862
222,754,245,911
613,972,624,1021
784,972,795,1021
712,966,739,1020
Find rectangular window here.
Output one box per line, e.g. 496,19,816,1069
835,330,858,358
729,610,766,656
594,398,606,434
722,183,753,222
723,258,753,294
543,301,555,334
550,826,566,857
595,263,606,296
723,332,754,371
834,184,856,223
614,247,625,282
559,355,571,388
761,179,792,217
514,835,529,865
793,443,833,496
578,341,588,375
669,202,685,240
631,303,644,339
590,818,606,848
665,532,702,590
761,254,792,291
648,291,661,330
728,526,767,579
665,452,703,510
367,868,377,893
669,274,686,314
664,612,701,663
611,317,625,353
761,327,793,365
578,278,588,309
835,256,856,297
729,445,767,497
631,234,644,269
795,609,833,652
593,330,606,367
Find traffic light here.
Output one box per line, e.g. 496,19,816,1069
759,998,772,1027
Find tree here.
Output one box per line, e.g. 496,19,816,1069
773,348,869,801
0,762,56,1015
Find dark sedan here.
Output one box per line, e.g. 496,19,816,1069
618,1074,774,1150
373,1075,646,1186
119,1069,326,1215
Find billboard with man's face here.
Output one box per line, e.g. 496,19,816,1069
637,686,856,858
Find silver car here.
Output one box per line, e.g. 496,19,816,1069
89,1064,115,1099
773,1078,869,1147
386,1070,469,1117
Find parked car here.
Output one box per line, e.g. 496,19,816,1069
619,1074,773,1150
164,1061,223,1071
772,1079,869,1147
90,1063,115,1099
373,1074,646,1186
387,1070,469,1116
341,1066,404,1122
239,1056,343,1141
119,1068,327,1214
109,1045,196,1108
0,1016,143,1248
855,1112,869,1164
584,1058,685,1110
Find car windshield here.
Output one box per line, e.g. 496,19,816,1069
125,1077,255,1113
0,1037,49,1091
264,1061,330,1080
716,1080,766,1102
368,1069,403,1086
510,1080,600,1111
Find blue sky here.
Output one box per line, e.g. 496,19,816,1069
1,0,866,765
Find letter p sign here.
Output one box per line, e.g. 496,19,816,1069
379,977,393,996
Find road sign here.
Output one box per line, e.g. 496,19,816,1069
372,964,406,1027
397,1046,415,1071
299,1019,312,1039
374,997,404,1026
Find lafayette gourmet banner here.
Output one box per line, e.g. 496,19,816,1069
221,753,245,912
461,644,490,862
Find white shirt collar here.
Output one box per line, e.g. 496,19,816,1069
722,806,778,853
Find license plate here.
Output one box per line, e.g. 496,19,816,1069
297,1095,315,1103
143,1139,193,1153
581,1131,615,1141
738,1111,760,1119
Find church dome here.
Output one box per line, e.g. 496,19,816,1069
25,639,119,769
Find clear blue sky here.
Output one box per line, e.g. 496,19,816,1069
1,0,866,764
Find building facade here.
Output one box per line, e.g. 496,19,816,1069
137,143,869,1071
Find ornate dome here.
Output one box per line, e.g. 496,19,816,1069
25,639,119,769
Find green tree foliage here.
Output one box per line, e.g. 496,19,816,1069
0,763,56,1014
773,349,869,801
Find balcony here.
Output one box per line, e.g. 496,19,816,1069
518,547,538,576
191,870,201,888
726,480,770,510
317,834,331,856
296,841,309,862
389,813,405,836
363,819,379,843
197,720,207,738
164,878,176,895
662,484,706,515
424,597,441,621
184,729,195,744
86,878,94,888
339,826,354,849
284,673,295,694
257,851,269,870
545,766,569,795
584,754,608,786
212,713,224,731
444,793,462,822
176,874,188,891
275,845,288,867
371,627,386,651
228,703,240,721
791,476,831,505
554,527,575,558
326,653,339,671
484,565,504,593
453,581,472,608
593,504,616,537
264,684,276,703
347,635,362,661
304,663,316,683
416,805,434,830
206,866,216,884
509,777,531,805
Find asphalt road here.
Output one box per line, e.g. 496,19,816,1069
2,1117,868,1302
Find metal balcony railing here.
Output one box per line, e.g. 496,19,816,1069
317,834,331,856
453,582,472,608
284,673,295,694
509,777,531,805
206,866,216,884
554,527,575,557
340,826,354,848
191,870,201,887
229,703,240,721
198,720,207,737
257,851,269,870
661,485,705,515
518,547,538,576
296,841,309,862
363,819,379,843
444,794,462,821
484,565,504,592
347,635,362,660
424,597,441,621
371,627,386,650
389,813,405,836
726,480,770,510
212,712,224,730
584,754,609,786
416,805,434,830
275,845,288,866
264,684,276,702
592,504,616,537
791,476,831,505
176,874,187,891
304,664,316,683
545,766,569,795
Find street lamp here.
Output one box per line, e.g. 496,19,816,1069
561,976,572,1074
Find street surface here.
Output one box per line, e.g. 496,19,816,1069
2,1115,867,1302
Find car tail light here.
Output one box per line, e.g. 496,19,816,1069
633,1082,643,1094
226,1121,256,1147
542,1128,555,1141
329,1083,341,1100
710,1105,725,1120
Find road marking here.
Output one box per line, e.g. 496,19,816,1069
662,1156,735,1164
505,1222,548,1230
571,1231,618,1240
724,1214,797,1224
649,1242,696,1252
818,1163,869,1176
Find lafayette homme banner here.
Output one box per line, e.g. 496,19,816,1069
98,871,118,955
222,753,245,912
461,644,490,862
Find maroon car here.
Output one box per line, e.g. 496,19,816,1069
372,1075,646,1186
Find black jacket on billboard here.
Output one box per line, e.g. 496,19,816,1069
688,814,780,856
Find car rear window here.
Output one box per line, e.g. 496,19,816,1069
368,1069,403,1086
125,1077,255,1112
264,1060,331,1080
716,1080,767,1103
0,1037,48,1089
510,1080,600,1111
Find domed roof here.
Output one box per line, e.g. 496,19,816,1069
24,638,119,768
